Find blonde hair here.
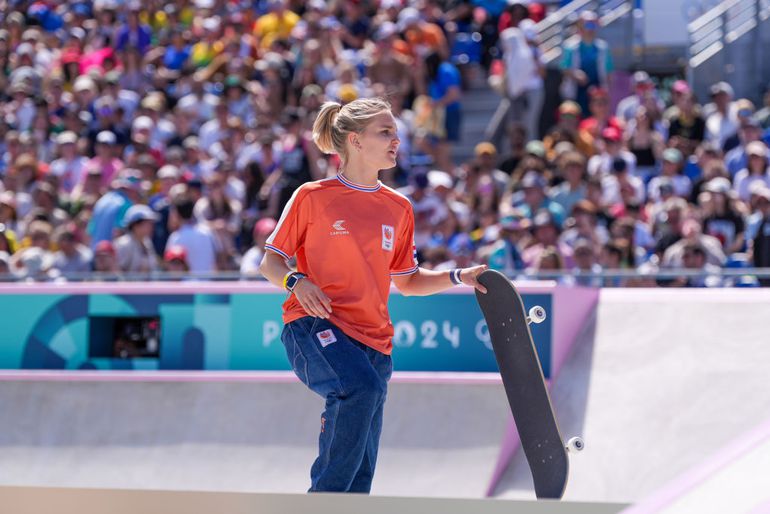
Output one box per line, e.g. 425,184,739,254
312,97,392,163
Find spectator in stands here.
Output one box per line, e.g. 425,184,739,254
733,141,770,202
87,173,140,249
588,126,637,178
725,117,764,177
701,177,746,255
92,240,120,276
626,106,665,182
166,194,220,274
577,87,622,157
550,151,588,216
648,149,691,203
616,71,664,125
559,11,613,115
163,245,190,274
522,209,574,270
50,225,92,277
516,171,567,227
487,213,528,276
572,238,603,287
114,205,160,274
424,51,462,172
704,81,738,150
241,217,277,278
662,218,726,268
666,89,706,154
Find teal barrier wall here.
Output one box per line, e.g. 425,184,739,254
0,289,553,376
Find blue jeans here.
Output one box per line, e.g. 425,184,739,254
281,316,393,493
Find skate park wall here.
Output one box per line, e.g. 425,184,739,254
4,286,768,508
0,281,597,379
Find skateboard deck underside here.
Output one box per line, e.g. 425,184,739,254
475,270,568,499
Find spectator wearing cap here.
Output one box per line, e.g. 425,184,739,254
724,116,764,177
663,80,693,123
701,177,745,255
92,240,120,276
571,238,604,287
487,213,529,277
615,71,664,125
722,99,757,153
163,245,190,274
559,11,614,115
603,156,644,207
49,132,88,194
522,209,575,270
587,126,637,178
87,171,141,249
516,170,567,227
241,217,278,277
543,102,581,160
550,151,588,217
577,87,623,157
85,131,124,189
733,141,770,202
50,225,93,276
166,194,221,274
704,81,738,150
665,89,706,154
114,204,160,274
471,142,510,194
647,149,690,203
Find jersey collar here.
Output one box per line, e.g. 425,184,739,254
336,173,382,192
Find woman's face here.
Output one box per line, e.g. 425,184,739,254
356,110,400,171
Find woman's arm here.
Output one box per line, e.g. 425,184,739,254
391,265,488,296
259,251,332,318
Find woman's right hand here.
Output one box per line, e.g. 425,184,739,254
293,278,333,319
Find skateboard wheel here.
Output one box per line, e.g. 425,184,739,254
567,437,584,452
528,306,546,324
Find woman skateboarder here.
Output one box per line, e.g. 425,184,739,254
259,97,487,493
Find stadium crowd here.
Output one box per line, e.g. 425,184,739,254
0,0,769,287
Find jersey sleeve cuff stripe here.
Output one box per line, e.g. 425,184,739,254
265,244,290,260
390,266,419,276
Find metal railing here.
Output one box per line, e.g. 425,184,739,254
686,0,770,103
535,0,636,64
3,268,770,287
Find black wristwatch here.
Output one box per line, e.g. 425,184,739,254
285,272,307,292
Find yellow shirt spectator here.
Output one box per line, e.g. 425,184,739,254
253,9,300,49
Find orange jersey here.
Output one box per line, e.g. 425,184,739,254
265,174,418,354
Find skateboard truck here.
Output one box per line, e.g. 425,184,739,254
525,306,585,455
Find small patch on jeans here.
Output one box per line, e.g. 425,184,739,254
316,329,337,348
321,416,326,433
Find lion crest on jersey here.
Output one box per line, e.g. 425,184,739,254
382,225,394,251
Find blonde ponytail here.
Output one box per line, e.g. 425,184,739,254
312,101,343,155
311,97,392,163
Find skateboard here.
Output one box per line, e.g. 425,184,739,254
475,269,583,499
